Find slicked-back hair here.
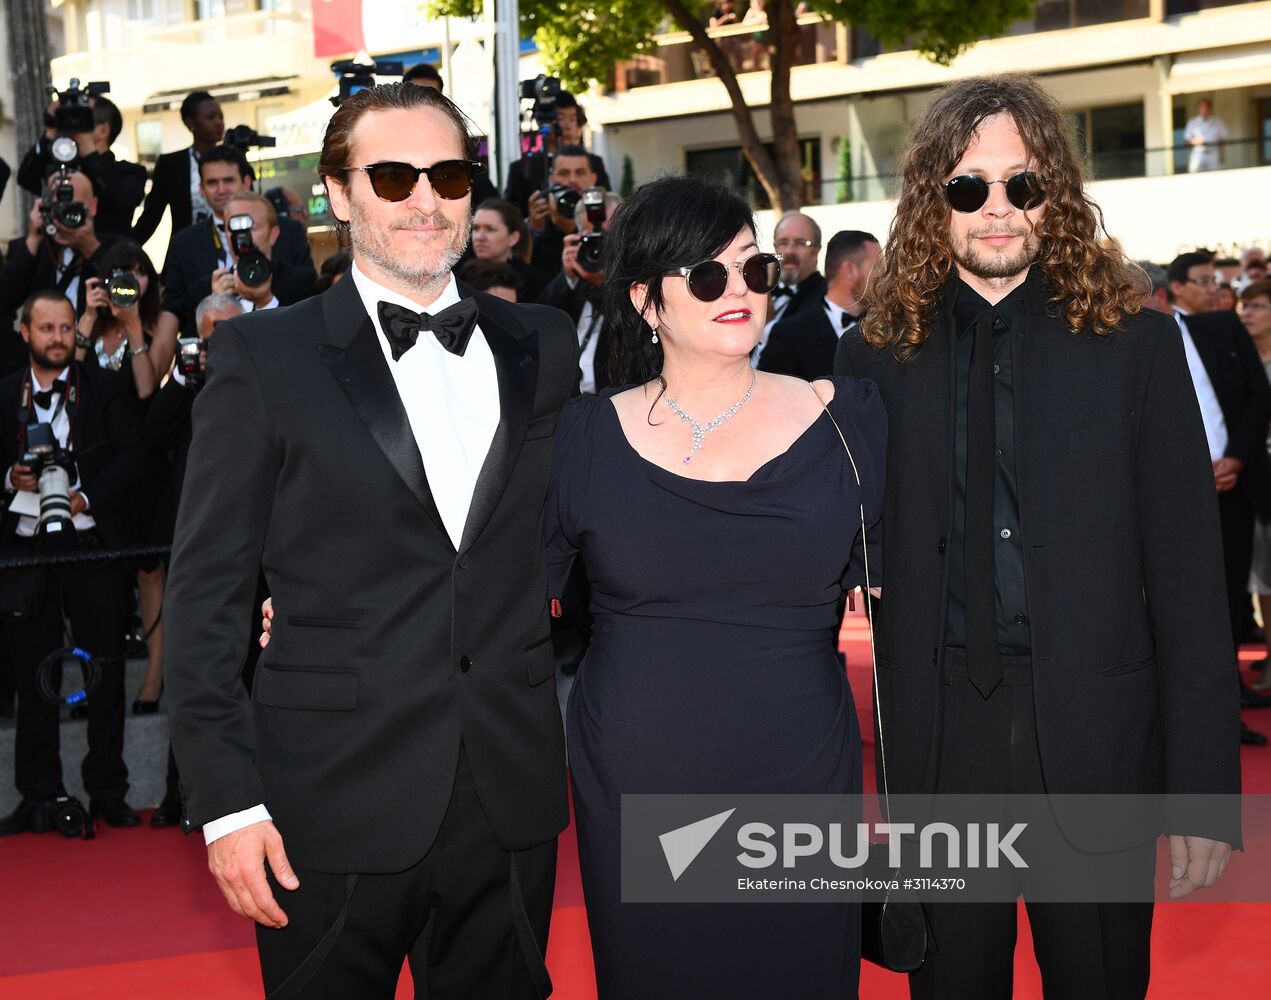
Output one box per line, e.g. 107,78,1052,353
862,74,1143,360
825,230,878,278
318,82,477,243
602,175,755,386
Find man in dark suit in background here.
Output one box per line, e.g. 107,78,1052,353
0,291,147,836
165,81,575,998
132,91,225,245
504,90,610,218
162,146,316,333
760,229,879,380
837,75,1238,999
18,95,146,240
1164,251,1271,729
754,211,826,364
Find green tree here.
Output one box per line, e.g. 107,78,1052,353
430,0,1033,211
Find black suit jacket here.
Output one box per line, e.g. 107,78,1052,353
0,232,120,323
759,301,838,380
165,275,578,871
133,148,196,245
0,361,146,548
538,271,611,393
777,271,827,321
161,218,317,334
1182,309,1271,514
836,278,1241,839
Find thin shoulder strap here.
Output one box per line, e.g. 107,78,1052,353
808,381,891,817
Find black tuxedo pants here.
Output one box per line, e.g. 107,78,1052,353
7,543,134,803
909,650,1154,1000
257,745,557,1000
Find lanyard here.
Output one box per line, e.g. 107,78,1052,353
18,366,80,452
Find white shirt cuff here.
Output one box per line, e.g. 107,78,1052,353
203,803,273,845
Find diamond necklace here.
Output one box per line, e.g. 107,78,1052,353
660,371,757,465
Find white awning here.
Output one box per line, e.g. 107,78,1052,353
1169,44,1271,95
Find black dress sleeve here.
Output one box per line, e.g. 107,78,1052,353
825,375,886,592
545,394,600,615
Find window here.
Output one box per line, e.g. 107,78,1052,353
135,120,165,165
685,138,823,209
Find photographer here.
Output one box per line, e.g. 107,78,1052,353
505,90,610,218
161,148,315,332
525,144,603,279
0,171,118,340
209,191,314,315
0,290,146,837
132,91,225,245
18,94,146,240
538,189,622,394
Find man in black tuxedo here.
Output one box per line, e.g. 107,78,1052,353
165,82,575,998
759,229,878,379
0,171,119,327
0,291,147,836
132,91,225,245
162,146,316,333
837,76,1239,999
1164,251,1271,725
754,211,826,364
504,91,610,219
18,95,146,239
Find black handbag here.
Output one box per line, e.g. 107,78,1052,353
813,387,934,974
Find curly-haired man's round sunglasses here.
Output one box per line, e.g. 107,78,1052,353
945,171,1047,213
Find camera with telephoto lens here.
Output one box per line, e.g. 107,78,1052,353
22,423,78,537
39,174,88,237
177,337,207,390
44,78,110,135
577,188,607,274
105,268,140,309
227,214,271,287
520,74,561,127
548,183,581,220
223,124,276,150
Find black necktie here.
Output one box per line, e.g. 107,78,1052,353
34,382,66,410
965,311,1002,698
377,299,480,361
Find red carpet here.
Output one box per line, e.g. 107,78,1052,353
1,610,1267,999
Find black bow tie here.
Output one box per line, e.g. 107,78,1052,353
772,285,794,299
377,298,480,361
841,311,861,330
34,382,66,409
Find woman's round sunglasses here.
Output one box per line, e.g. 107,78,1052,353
945,171,1046,213
354,160,486,202
669,253,782,302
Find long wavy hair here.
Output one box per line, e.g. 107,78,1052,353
862,74,1143,360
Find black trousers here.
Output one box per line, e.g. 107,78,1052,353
1218,488,1256,649
256,746,557,1000
910,650,1155,1000
7,548,134,803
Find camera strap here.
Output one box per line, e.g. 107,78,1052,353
19,365,80,452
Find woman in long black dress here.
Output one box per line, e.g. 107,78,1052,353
547,177,886,997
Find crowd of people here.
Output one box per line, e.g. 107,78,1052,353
0,61,1261,1000
0,65,618,836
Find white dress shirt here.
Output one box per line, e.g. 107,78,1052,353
54,248,83,312
5,367,97,536
1175,308,1229,461
823,296,860,337
564,275,602,394
203,263,500,845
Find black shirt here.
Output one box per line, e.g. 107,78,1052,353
945,271,1034,654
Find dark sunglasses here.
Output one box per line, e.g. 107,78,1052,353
354,160,485,202
670,253,781,302
945,171,1046,213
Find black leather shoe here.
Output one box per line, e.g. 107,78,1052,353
1242,722,1268,746
0,799,52,837
90,798,142,828
150,794,184,828
1241,684,1271,709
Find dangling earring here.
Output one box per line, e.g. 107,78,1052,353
650,324,659,345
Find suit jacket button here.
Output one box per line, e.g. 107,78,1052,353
1014,613,1027,625
459,655,472,673
937,537,947,555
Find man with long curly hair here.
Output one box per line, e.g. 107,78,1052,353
837,74,1240,998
